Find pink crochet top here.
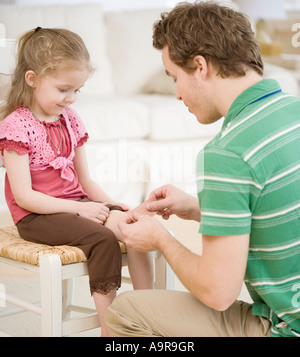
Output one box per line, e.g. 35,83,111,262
0,107,89,224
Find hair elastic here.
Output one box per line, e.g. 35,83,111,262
35,26,42,33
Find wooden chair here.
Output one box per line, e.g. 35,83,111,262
0,226,170,336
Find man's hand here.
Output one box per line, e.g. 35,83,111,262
126,200,157,222
118,212,171,252
146,184,200,222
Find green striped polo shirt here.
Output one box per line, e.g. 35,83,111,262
196,79,300,337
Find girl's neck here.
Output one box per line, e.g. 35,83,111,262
30,109,60,123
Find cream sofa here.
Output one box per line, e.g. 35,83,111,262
0,3,299,213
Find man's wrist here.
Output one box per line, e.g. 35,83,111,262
154,226,175,252
189,196,201,222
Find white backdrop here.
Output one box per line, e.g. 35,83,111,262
13,0,180,11
0,0,299,11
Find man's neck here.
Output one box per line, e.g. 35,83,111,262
214,70,263,118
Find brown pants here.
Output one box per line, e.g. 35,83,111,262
17,202,124,295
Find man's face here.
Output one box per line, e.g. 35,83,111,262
162,46,221,125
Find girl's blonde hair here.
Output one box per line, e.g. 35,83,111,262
0,27,93,120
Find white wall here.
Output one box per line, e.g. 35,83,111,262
13,0,178,11
2,0,300,11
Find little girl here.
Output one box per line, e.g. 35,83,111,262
0,27,153,336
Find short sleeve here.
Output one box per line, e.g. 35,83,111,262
64,107,89,146
0,111,31,162
0,138,30,155
196,146,261,236
77,133,89,147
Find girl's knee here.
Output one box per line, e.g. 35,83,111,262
105,210,127,240
97,227,120,251
83,224,121,257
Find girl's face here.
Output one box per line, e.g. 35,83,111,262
26,67,89,122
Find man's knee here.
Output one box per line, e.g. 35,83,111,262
105,291,137,336
108,291,134,314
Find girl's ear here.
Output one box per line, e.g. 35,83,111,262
25,70,37,88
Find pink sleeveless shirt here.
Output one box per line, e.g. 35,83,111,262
0,107,89,224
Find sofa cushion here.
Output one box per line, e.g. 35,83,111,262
105,8,165,96
73,94,150,141
135,95,224,140
0,4,114,96
143,69,177,96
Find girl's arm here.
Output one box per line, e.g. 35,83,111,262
73,145,116,203
4,149,109,223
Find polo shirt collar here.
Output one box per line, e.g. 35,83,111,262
222,79,282,130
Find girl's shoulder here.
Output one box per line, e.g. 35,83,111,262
63,106,87,140
63,106,84,126
1,107,34,128
0,108,37,144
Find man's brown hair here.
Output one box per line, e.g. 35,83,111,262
153,1,263,78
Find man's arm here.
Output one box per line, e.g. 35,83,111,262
158,229,249,311
119,213,249,311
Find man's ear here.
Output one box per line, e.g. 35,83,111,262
193,55,209,79
25,70,37,88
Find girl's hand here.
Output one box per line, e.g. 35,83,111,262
77,201,110,224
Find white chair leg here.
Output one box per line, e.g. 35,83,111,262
154,252,166,289
154,252,175,290
62,279,74,321
39,254,62,337
165,261,175,290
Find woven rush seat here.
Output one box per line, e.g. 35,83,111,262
0,225,167,336
0,226,127,266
